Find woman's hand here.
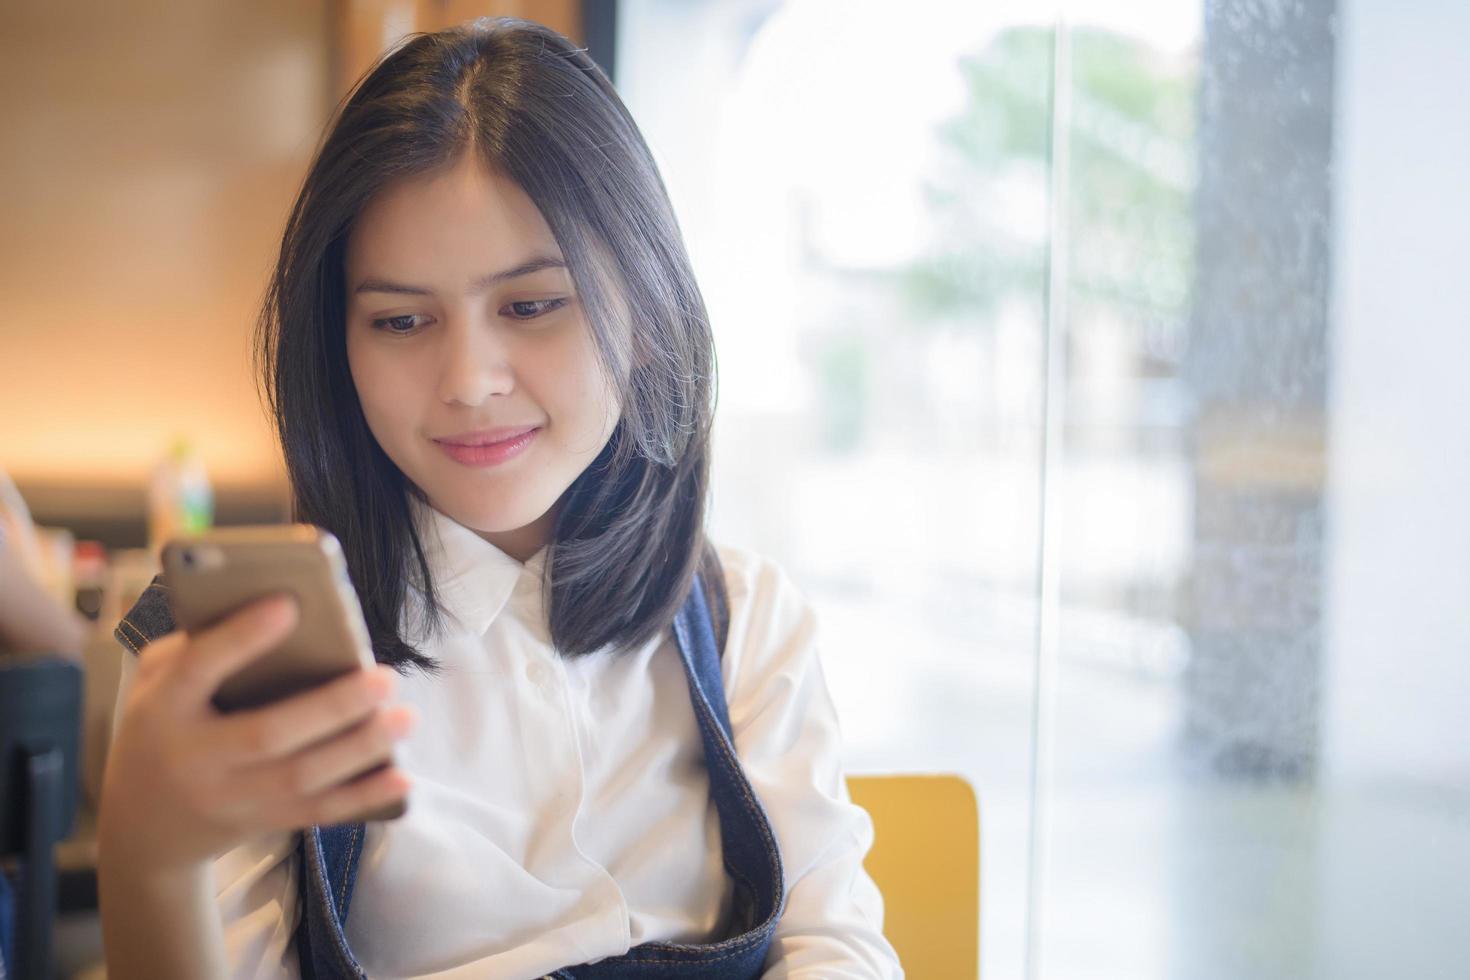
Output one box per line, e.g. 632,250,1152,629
98,593,417,875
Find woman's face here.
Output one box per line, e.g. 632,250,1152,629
344,153,622,562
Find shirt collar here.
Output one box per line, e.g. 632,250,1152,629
405,494,549,639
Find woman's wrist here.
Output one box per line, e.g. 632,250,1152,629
96,788,213,886
97,824,230,980
99,840,214,892
98,879,230,980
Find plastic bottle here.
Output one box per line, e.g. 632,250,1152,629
73,539,109,622
147,435,214,559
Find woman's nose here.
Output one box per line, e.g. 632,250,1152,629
436,316,515,406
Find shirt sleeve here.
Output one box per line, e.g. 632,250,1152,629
112,648,304,980
718,548,904,979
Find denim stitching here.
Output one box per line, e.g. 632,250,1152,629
113,624,141,656
307,827,365,978
116,617,149,654
619,930,767,962
619,933,768,964
336,823,361,915
672,614,784,886
667,606,786,951
675,654,765,905
673,606,785,896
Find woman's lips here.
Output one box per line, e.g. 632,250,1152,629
435,425,538,445
434,427,539,467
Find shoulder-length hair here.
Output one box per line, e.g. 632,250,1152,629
254,16,727,674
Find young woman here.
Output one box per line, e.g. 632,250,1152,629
97,17,901,979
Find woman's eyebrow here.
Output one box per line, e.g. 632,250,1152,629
354,255,568,296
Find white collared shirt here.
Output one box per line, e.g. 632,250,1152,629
112,500,901,979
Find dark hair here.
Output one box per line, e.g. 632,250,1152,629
254,17,727,674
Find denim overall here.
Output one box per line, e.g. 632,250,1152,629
109,570,787,979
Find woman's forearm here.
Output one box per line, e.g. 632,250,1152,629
97,839,231,980
0,537,86,657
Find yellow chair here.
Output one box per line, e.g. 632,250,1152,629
846,774,980,979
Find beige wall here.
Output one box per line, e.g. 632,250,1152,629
1,1,333,490
0,0,579,500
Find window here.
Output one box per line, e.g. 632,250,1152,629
619,1,1470,976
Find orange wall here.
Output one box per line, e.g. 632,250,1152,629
0,0,579,496
334,1,581,97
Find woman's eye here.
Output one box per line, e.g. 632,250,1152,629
371,314,425,334
505,298,568,321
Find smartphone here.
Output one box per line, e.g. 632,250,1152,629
161,525,407,822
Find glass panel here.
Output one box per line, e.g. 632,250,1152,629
622,1,1470,977
618,2,1057,975
1045,1,1470,978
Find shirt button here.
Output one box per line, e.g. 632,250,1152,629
527,661,554,691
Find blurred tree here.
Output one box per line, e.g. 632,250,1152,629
903,25,1198,375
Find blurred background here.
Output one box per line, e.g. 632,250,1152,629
2,0,1467,977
